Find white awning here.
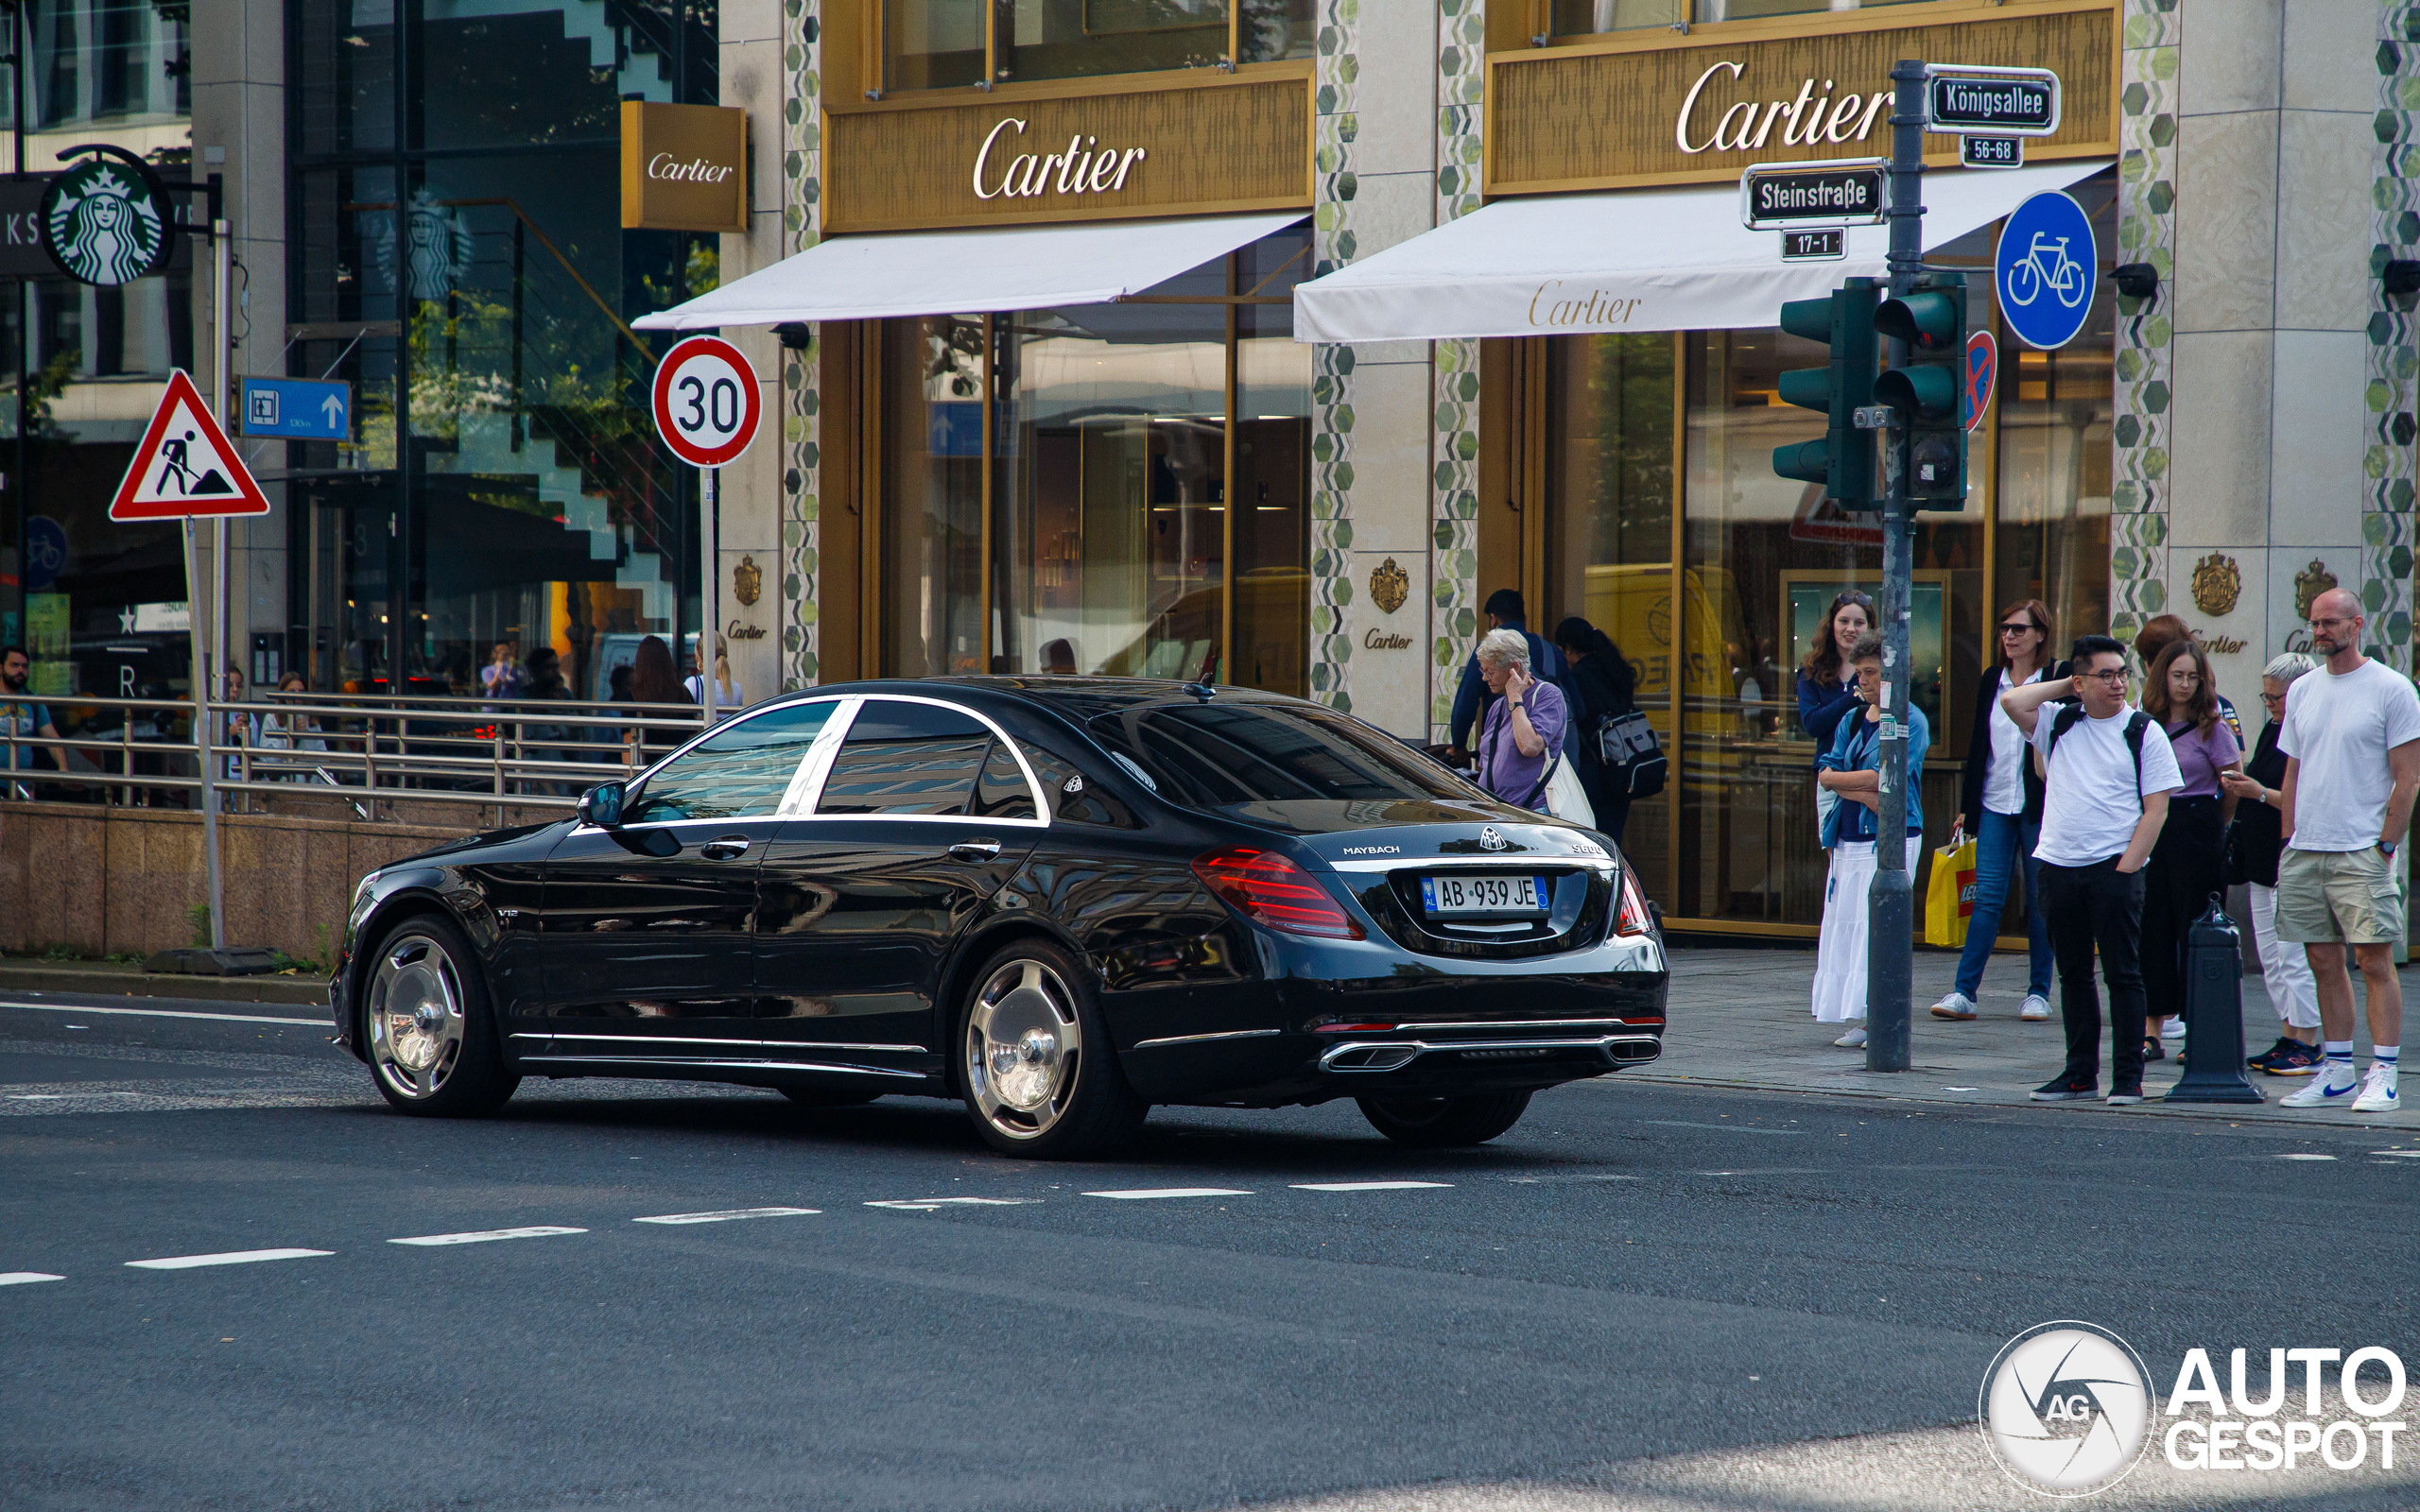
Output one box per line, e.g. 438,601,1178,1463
1290,161,2112,345
633,212,1307,331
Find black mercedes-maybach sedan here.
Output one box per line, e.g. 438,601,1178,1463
330,679,1668,1159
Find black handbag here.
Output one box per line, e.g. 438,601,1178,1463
1594,708,1667,799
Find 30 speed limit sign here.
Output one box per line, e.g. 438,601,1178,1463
651,335,761,467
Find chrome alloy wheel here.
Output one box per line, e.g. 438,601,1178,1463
965,958,1083,1141
367,932,468,1101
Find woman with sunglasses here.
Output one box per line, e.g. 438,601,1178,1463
1931,599,2066,1023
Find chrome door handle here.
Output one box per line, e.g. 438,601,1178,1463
948,839,1002,862
700,835,752,861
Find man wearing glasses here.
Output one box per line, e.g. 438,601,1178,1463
2002,634,2184,1104
2273,589,2420,1113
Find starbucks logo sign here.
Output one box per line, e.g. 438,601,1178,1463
42,156,176,287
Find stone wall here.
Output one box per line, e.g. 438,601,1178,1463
0,803,476,963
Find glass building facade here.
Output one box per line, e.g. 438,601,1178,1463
282,0,718,700
0,0,195,707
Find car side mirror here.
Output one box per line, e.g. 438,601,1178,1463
578,781,626,828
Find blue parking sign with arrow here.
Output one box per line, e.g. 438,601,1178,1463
239,376,352,440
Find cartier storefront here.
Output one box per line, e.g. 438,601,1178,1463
646,13,1319,695
1299,0,2124,936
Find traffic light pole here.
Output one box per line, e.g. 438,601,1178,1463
1865,58,1929,1074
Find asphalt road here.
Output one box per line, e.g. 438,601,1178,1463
3,990,2416,1512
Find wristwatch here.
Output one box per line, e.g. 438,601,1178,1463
2380,840,2399,859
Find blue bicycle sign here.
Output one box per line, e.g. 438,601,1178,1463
1996,191,2098,350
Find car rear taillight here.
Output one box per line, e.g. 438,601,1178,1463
1616,864,1655,937
1191,848,1365,940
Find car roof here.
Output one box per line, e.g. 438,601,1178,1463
757,677,1313,723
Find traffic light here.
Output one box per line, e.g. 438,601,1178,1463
1770,277,1879,508
1874,271,1969,506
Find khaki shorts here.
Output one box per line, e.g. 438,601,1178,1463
2275,846,2407,946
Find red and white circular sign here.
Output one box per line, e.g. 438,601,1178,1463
651,335,761,468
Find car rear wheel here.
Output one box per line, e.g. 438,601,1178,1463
959,941,1145,1160
364,916,518,1117
1356,1091,1531,1148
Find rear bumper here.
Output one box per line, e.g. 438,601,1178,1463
1317,1031,1661,1074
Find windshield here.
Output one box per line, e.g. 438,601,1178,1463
1085,702,1473,808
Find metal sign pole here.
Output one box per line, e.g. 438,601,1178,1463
1866,57,1929,1074
700,465,718,730
204,214,233,951
184,518,224,952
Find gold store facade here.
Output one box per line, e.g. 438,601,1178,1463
1470,1,2120,937
807,15,1319,695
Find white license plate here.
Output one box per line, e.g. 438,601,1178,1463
1420,873,1549,917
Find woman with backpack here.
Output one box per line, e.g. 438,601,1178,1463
2137,639,2242,1061
1553,616,1646,848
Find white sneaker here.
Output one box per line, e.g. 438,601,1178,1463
1929,992,1978,1022
1834,1025,1868,1048
2020,994,2052,1022
2281,1061,2360,1108
2162,1017,2187,1040
2353,1064,2401,1113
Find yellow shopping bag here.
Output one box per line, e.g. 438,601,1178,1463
1924,832,1979,947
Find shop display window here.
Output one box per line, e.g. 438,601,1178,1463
882,0,1310,92
874,229,1310,695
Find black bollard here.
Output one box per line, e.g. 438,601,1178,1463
2163,893,2264,1104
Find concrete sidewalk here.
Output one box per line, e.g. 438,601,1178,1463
0,956,329,1005
1644,940,2418,1129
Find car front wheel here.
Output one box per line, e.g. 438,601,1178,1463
363,915,519,1117
1356,1091,1531,1148
959,941,1145,1160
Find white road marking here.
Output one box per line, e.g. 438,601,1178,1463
1941,1086,1979,1092
1081,1188,1252,1200
2276,1153,2337,1161
2374,1149,2420,1158
1642,1120,1805,1136
864,1197,1039,1211
633,1208,820,1225
1,1272,65,1285
1504,1174,1639,1183
127,1248,333,1269
389,1227,586,1246
1288,1181,1453,1193
0,1000,324,1027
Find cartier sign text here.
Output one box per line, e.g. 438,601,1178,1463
974,118,1148,200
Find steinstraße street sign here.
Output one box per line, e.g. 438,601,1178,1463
240,376,352,440
1996,190,2098,351
110,370,271,522
1923,64,2061,136
1739,158,1886,231
651,335,761,467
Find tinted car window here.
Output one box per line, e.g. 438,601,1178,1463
818,700,993,816
625,702,836,823
1018,742,1134,827
970,739,1039,819
1087,702,1471,807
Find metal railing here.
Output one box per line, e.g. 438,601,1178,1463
1,690,718,821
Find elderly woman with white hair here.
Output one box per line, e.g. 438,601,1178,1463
2222,651,2325,1074
1473,627,1568,810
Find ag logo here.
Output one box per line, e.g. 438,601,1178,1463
42,154,176,287
1980,1322,2153,1496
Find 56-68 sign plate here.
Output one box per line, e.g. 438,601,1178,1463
651,335,761,468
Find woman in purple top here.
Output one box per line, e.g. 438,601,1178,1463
2138,640,2243,1057
1475,627,1567,811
